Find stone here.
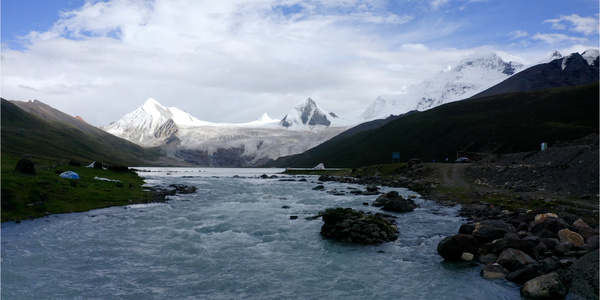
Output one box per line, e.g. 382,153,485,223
15,158,36,175
458,223,476,235
472,220,514,243
437,234,479,261
530,217,568,238
481,263,509,280
572,219,600,239
554,242,573,254
373,191,417,213
461,252,474,261
586,235,599,251
492,233,522,253
312,185,325,190
382,197,417,213
497,248,536,272
534,213,558,222
319,207,398,245
520,272,566,299
557,228,585,247
478,253,499,264
506,263,544,284
561,250,599,300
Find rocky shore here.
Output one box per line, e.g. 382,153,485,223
299,136,599,299
147,184,198,202
440,205,598,299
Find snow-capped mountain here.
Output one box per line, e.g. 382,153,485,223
362,53,524,120
101,97,348,166
472,49,599,99
280,98,340,129
102,98,211,146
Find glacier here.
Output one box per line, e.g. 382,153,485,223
362,53,524,120
101,98,348,166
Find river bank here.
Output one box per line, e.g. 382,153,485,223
284,135,599,299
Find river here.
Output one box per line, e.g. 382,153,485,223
1,168,520,299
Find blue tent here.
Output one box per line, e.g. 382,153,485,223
59,171,80,179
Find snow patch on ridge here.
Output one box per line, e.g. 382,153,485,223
362,52,524,120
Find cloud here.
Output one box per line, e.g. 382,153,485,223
509,30,528,39
544,14,599,35
2,0,591,126
532,33,589,45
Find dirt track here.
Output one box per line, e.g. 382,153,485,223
420,135,599,224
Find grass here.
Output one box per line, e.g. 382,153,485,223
1,154,153,222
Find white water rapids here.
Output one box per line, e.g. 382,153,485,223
1,168,521,299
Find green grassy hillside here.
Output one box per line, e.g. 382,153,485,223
269,82,599,168
1,99,165,166
1,154,153,222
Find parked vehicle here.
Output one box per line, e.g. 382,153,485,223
455,157,473,163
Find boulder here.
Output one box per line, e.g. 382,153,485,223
572,219,600,239
520,272,566,299
497,248,536,272
15,158,36,175
319,207,398,244
472,220,514,243
492,232,522,253
557,228,585,247
530,217,568,238
506,263,544,284
437,234,479,261
373,191,417,213
534,213,558,222
481,263,509,280
586,235,599,251
561,249,599,299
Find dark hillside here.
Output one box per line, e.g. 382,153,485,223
472,52,599,99
268,82,599,168
1,99,167,166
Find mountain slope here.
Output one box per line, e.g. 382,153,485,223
280,98,340,129
472,50,599,99
268,82,599,168
1,99,171,166
362,53,524,120
101,98,211,146
101,97,349,166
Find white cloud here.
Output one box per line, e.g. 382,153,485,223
544,14,599,35
509,30,528,39
2,0,589,126
532,33,589,45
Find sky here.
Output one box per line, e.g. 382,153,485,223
1,0,599,126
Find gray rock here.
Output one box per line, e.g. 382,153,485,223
586,235,599,251
15,158,36,175
506,263,544,284
437,234,480,261
481,263,510,280
472,220,514,243
521,272,566,299
497,248,537,272
561,249,599,299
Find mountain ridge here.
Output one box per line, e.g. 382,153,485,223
2,99,178,166
267,82,599,168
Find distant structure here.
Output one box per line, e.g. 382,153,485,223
313,163,325,170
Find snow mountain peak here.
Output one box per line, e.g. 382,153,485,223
101,98,208,146
280,97,339,129
362,52,524,120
